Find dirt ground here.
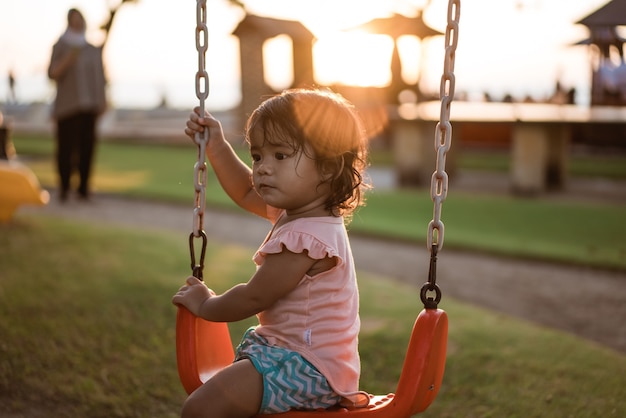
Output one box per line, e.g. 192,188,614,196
20,178,626,355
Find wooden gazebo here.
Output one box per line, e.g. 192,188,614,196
575,0,626,105
232,14,315,118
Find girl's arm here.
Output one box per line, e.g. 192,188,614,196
172,249,317,322
185,108,268,219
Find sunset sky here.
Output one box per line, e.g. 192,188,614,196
0,0,619,109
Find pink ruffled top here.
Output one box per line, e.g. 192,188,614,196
253,212,368,407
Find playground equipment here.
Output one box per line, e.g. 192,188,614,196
0,160,50,223
176,0,460,416
0,114,49,222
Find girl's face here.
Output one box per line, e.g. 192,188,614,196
249,125,330,217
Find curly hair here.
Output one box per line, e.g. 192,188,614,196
245,88,370,218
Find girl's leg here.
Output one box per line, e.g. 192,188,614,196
181,359,263,418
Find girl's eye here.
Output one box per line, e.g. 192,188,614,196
275,153,287,160
251,154,261,162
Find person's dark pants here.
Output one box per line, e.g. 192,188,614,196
56,112,97,200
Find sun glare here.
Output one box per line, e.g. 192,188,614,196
313,33,394,87
396,35,423,85
263,35,294,91
246,0,421,88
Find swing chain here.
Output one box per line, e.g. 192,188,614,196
190,0,210,279
421,244,442,309
189,230,208,280
422,0,460,309
428,0,460,252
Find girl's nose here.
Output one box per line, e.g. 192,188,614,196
256,161,271,175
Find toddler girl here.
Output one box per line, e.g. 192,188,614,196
172,88,370,418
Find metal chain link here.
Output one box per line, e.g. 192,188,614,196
189,0,209,279
427,0,460,252
422,0,460,309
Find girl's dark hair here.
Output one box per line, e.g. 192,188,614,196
245,88,370,218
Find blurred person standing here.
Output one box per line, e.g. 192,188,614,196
48,8,106,202
7,70,16,103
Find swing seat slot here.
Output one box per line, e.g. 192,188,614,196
176,307,447,417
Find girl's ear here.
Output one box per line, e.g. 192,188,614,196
320,156,344,182
320,169,333,182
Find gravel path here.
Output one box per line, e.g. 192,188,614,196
21,188,626,355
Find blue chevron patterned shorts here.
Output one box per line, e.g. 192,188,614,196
235,327,342,414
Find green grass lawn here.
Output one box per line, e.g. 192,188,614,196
11,134,626,271
1,217,624,417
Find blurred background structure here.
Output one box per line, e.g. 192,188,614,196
232,14,315,121
2,0,624,109
574,0,626,106
1,0,625,193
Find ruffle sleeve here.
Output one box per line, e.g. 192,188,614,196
254,229,342,265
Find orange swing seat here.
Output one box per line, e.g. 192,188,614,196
176,305,448,417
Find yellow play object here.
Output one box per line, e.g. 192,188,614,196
0,160,50,222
